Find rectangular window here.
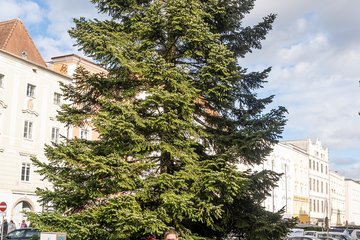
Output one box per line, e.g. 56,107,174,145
53,92,61,105
317,180,319,192
21,163,31,182
51,127,60,143
309,199,312,211
313,179,315,191
309,159,311,168
309,178,311,191
313,200,316,212
321,164,323,173
0,73,4,88
23,120,33,139
317,200,319,212
321,181,323,193
326,183,328,194
26,83,36,97
80,128,88,140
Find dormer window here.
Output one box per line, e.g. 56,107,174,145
21,51,28,59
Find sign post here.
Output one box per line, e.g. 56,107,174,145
0,202,6,212
0,202,7,240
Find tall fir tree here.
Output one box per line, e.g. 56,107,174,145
29,0,295,239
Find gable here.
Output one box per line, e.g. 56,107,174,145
0,19,46,67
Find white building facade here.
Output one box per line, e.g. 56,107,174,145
0,19,108,228
262,139,335,225
0,50,71,225
345,179,360,225
262,142,310,222
329,171,346,226
263,139,360,227
283,139,330,226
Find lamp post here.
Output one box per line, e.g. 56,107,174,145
285,163,288,215
272,159,275,213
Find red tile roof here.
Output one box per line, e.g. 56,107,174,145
0,19,46,67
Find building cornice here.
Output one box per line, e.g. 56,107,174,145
0,49,72,80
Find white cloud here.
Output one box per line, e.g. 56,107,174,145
38,0,109,60
0,0,43,24
0,1,22,19
295,18,308,33
21,1,44,23
33,36,67,62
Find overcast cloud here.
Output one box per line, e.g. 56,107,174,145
1,0,359,178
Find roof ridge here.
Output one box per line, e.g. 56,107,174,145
1,19,19,49
0,18,19,26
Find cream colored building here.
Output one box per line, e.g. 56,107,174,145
0,19,71,226
262,139,333,224
345,179,360,225
284,139,330,226
262,142,310,222
48,54,105,76
47,54,105,141
329,170,346,226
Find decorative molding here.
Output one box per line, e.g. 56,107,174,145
60,64,68,74
0,100,7,108
21,109,39,116
12,191,36,196
19,151,35,157
21,99,39,116
27,99,34,110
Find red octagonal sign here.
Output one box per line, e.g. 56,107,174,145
0,202,7,212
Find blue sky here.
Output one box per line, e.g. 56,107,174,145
1,0,360,179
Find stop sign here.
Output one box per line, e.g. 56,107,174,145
0,202,7,212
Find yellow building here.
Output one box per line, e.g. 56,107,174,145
48,54,107,141
262,142,310,222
